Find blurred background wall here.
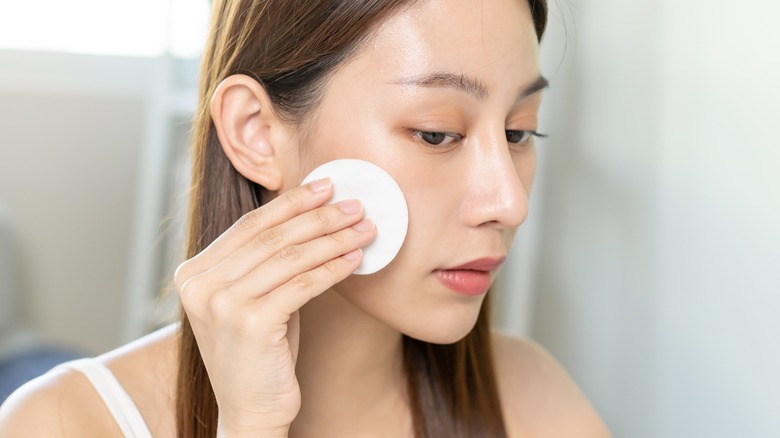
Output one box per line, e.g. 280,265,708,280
0,0,778,436
0,54,145,351
0,0,205,352
526,1,780,437
0,50,195,352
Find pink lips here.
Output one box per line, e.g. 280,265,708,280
435,256,506,296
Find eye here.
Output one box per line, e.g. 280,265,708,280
413,130,462,147
506,130,546,144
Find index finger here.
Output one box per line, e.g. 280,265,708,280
178,177,333,280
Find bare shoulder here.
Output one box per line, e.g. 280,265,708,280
0,323,180,437
491,331,612,438
0,361,112,437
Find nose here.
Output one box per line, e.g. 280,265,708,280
461,132,530,230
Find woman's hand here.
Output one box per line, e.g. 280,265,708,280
174,178,375,437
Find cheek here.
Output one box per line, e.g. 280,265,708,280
302,115,399,172
388,159,456,239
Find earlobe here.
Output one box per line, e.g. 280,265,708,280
210,74,285,191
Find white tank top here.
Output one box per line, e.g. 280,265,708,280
56,358,153,438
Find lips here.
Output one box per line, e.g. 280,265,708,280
441,256,507,272
435,256,506,296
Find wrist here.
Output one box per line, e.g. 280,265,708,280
217,419,289,438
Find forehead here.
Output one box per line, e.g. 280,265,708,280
337,0,541,95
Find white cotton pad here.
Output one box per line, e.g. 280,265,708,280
301,159,409,275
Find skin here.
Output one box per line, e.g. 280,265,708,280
0,0,611,436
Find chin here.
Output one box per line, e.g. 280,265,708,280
401,309,481,345
336,272,488,344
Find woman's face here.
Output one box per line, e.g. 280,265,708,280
282,0,544,343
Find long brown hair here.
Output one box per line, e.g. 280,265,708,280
177,1,548,436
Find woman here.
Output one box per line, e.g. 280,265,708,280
0,0,611,436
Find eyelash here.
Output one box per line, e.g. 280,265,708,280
506,130,548,144
411,130,547,148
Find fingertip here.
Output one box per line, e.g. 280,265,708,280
352,218,374,232
309,177,332,194
342,248,362,261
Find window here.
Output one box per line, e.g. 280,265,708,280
0,0,210,58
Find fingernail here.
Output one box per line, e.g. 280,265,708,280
337,199,362,214
352,219,373,232
342,248,362,261
310,177,332,193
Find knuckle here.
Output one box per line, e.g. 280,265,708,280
278,245,302,263
178,275,207,308
173,260,191,290
322,258,341,275
291,272,314,291
253,227,283,251
327,231,346,244
206,289,234,317
234,209,265,233
313,207,331,227
283,187,306,209
179,275,202,296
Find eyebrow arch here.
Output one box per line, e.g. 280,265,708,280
519,75,550,100
391,72,549,101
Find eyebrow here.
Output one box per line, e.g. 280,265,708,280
391,72,549,101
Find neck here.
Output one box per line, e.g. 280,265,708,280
290,289,409,435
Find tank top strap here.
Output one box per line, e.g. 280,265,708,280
57,358,153,438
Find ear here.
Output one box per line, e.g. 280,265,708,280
210,74,288,191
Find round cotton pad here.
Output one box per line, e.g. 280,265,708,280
301,159,409,275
